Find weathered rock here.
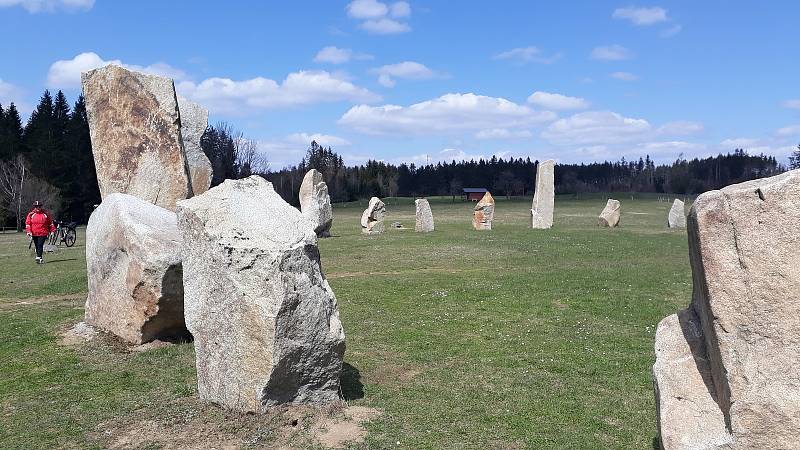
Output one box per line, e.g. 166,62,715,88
84,193,185,344
360,197,386,235
653,169,800,448
598,199,620,227
82,64,191,211
530,160,555,229
298,169,333,237
473,192,495,230
415,198,434,232
176,176,345,412
178,96,213,196
667,199,686,228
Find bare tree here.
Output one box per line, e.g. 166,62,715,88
235,138,269,176
0,156,27,231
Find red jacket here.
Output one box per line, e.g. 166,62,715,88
25,210,56,237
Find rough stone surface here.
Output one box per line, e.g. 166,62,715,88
299,169,333,237
360,197,386,235
84,193,185,345
473,192,495,230
82,64,190,211
530,160,555,229
653,169,800,448
178,96,213,196
667,198,686,228
415,198,434,232
176,176,345,412
598,199,621,227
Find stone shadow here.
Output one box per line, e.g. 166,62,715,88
340,362,364,401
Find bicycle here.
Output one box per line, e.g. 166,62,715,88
48,220,78,247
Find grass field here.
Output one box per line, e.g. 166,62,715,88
0,193,692,449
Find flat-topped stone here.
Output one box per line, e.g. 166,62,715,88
530,160,555,229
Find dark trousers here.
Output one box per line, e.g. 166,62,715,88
33,235,47,258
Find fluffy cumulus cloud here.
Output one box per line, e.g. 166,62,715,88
258,132,352,169
313,46,373,64
285,132,351,147
346,0,411,34
612,6,668,26
542,111,652,145
527,91,589,110
370,61,437,87
610,71,638,81
493,46,562,64
591,45,633,61
783,99,800,110
0,79,22,104
657,121,704,136
0,0,93,13
777,125,800,136
338,92,556,135
474,129,533,140
47,52,187,88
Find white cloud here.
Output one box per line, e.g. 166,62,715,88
258,133,352,169
527,91,589,110
542,111,652,145
47,52,187,88
390,1,410,17
591,45,633,61
285,132,351,147
661,24,682,37
657,121,704,136
612,6,668,26
370,61,437,87
347,0,411,34
0,79,22,105
346,0,387,18
610,71,638,81
339,92,557,136
783,99,800,109
361,18,410,34
493,46,562,64
313,46,372,64
777,125,800,136
475,128,533,140
0,0,93,13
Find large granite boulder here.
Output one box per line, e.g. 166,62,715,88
82,64,191,211
176,176,345,412
84,193,185,344
598,199,620,227
653,169,800,448
298,169,333,237
667,198,686,228
473,192,495,230
415,198,434,232
361,197,386,235
530,160,555,229
178,96,213,196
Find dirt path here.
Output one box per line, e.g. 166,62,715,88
0,293,85,309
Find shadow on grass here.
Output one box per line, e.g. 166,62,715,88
42,258,78,264
340,362,364,401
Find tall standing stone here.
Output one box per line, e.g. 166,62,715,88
361,197,386,235
298,169,333,237
84,193,185,344
667,198,686,228
82,64,191,211
178,96,213,196
415,198,434,232
177,176,345,412
598,199,620,227
473,192,495,230
653,169,800,448
530,159,555,229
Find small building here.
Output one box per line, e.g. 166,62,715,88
463,188,488,201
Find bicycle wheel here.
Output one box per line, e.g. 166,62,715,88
64,229,76,247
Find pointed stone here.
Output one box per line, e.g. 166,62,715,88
598,199,620,227
178,96,213,196
667,199,686,228
530,159,555,229
415,198,434,232
361,197,386,235
299,169,333,237
473,192,495,230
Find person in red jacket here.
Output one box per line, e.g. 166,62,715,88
25,200,56,264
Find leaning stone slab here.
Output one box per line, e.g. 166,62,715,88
473,192,495,230
530,160,555,229
84,193,185,344
82,64,190,211
598,199,620,227
361,197,386,235
299,169,333,237
415,198,434,232
177,176,345,412
667,199,686,228
178,96,213,196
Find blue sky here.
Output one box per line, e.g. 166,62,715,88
1,0,799,169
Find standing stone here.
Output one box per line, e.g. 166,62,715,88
84,193,185,345
82,64,191,211
598,199,620,227
415,198,434,232
177,176,345,412
473,192,495,230
361,197,386,235
653,169,800,448
298,169,333,237
178,96,213,196
667,198,686,228
530,159,555,229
